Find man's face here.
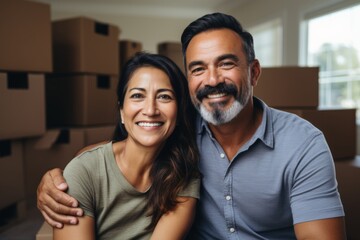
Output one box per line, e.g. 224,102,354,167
185,28,258,125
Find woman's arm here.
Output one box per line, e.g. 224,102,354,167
53,215,95,240
150,197,197,240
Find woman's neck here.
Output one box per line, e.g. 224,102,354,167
112,140,160,192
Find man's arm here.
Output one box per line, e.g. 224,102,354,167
150,197,197,240
36,142,107,228
37,168,83,228
294,217,346,240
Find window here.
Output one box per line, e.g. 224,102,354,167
306,4,360,121
248,18,283,67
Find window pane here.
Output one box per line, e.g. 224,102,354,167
307,4,360,121
248,18,283,67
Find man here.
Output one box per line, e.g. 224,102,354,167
37,12,346,239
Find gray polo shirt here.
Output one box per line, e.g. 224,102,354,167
190,97,344,240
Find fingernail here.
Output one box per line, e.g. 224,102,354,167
70,219,77,224
71,202,78,207
58,183,67,189
56,223,62,228
77,211,83,216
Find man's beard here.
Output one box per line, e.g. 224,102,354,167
195,82,251,126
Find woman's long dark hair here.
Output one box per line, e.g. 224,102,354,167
113,52,200,230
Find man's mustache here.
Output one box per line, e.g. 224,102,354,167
196,83,238,101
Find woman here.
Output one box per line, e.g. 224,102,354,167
53,52,200,239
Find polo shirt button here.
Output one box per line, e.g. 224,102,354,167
229,227,235,233
225,195,231,201
220,153,225,158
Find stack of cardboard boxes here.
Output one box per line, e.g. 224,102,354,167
157,42,184,73
0,0,52,227
24,16,121,207
0,1,122,229
119,40,143,72
254,66,358,238
254,66,356,160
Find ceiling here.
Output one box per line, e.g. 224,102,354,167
35,0,250,19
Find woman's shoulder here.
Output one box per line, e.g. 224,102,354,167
67,141,112,169
75,140,110,156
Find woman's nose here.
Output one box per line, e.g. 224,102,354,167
142,98,159,116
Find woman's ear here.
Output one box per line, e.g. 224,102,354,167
120,109,124,124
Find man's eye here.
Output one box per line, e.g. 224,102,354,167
191,67,204,75
220,61,235,69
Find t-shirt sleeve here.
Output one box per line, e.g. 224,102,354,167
63,153,97,218
290,132,345,224
178,177,201,199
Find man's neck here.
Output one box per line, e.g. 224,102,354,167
208,97,263,160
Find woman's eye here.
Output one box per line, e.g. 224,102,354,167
130,93,143,99
158,94,173,101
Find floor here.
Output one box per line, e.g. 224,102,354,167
0,207,43,240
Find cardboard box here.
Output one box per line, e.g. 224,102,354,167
23,126,115,205
46,74,118,127
0,0,52,72
36,222,52,240
158,42,184,72
119,40,142,70
0,140,25,209
335,157,360,240
52,17,120,75
284,108,356,160
0,72,46,140
254,67,319,108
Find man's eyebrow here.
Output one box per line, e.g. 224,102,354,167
217,54,239,62
187,54,240,70
187,60,204,70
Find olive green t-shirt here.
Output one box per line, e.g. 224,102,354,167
64,142,200,240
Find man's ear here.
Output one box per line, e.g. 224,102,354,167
250,59,261,87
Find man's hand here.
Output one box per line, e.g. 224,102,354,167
37,168,83,228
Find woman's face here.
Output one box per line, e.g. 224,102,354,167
120,66,178,148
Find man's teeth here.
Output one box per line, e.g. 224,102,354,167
137,122,162,127
207,93,226,99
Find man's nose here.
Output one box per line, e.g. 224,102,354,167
206,66,224,86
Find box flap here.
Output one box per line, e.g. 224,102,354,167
33,130,60,150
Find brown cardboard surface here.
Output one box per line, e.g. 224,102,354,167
36,222,52,240
23,126,115,205
254,67,319,108
52,17,120,75
46,74,118,127
157,42,184,72
335,157,360,240
284,108,356,160
119,40,142,71
83,125,115,145
0,140,25,209
0,72,46,140
23,129,85,205
0,0,52,72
